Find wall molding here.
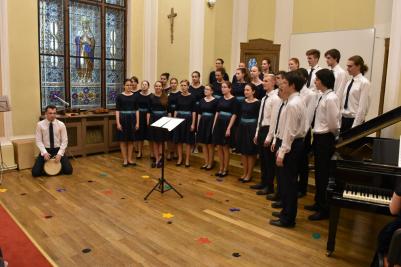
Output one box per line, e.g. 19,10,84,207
0,0,13,138
143,0,158,85
188,0,205,78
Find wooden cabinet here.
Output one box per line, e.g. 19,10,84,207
41,113,119,157
240,39,281,73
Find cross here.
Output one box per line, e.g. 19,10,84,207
167,8,177,44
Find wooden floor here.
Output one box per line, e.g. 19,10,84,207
0,152,392,267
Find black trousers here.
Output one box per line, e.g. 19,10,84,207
313,132,335,213
277,138,303,224
340,117,354,133
298,129,311,194
257,126,275,192
32,147,73,177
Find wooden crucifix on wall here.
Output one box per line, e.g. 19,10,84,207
168,8,177,44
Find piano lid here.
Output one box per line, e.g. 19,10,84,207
337,106,401,149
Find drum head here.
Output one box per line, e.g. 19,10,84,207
44,158,62,176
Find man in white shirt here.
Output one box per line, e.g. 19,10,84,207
307,69,340,221
251,74,281,195
270,71,307,228
340,55,371,132
324,49,348,101
32,105,73,177
305,49,322,92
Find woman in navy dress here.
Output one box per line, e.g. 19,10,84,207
236,83,260,182
136,81,152,159
173,80,196,167
160,72,171,94
115,79,139,167
197,85,218,170
189,71,205,108
147,81,169,168
232,67,249,103
130,76,140,95
212,68,226,99
250,66,264,100
167,78,180,160
211,81,239,178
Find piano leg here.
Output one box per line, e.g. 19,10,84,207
326,205,340,257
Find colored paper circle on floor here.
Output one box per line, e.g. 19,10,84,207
167,221,173,224
205,192,214,197
102,189,113,195
82,248,91,253
120,197,126,200
87,180,94,183
232,252,241,257
0,188,8,193
164,184,171,190
56,188,66,192
312,233,321,239
99,172,108,177
162,213,174,219
141,175,150,179
44,215,53,219
197,237,211,244
20,193,27,196
229,208,240,212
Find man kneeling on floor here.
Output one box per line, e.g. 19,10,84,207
32,104,73,177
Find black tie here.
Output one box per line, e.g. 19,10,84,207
258,95,268,127
274,102,285,134
306,68,314,88
49,122,55,149
343,79,354,109
312,95,323,128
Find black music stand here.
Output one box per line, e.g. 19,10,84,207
144,117,184,200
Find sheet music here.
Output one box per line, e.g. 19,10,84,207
151,117,184,131
164,118,184,131
151,116,171,128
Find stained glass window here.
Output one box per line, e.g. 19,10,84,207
38,0,126,111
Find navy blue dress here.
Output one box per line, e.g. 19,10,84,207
236,100,260,155
173,94,196,144
212,81,223,99
168,91,180,115
232,82,246,102
211,97,240,146
136,93,151,140
148,94,169,142
197,98,218,144
115,93,138,142
189,85,205,113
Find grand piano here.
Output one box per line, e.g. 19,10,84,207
326,106,401,256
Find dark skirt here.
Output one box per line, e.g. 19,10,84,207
136,110,149,141
197,112,215,144
116,112,137,142
173,111,195,144
148,111,169,142
236,118,258,155
212,112,234,146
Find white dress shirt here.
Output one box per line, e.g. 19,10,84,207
300,85,317,128
255,89,281,138
278,92,307,159
341,73,371,127
331,64,349,102
307,65,323,92
35,118,68,156
312,89,340,136
266,99,286,145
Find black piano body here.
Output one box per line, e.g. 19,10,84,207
326,106,401,256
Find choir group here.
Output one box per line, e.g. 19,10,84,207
115,48,371,228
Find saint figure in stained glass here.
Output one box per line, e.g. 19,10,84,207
75,17,95,83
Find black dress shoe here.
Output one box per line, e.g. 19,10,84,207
220,171,228,177
205,165,214,170
185,164,190,168
250,183,265,190
200,165,207,169
151,162,156,168
272,211,281,218
241,178,252,183
256,187,269,195
122,163,129,167
238,177,244,182
304,203,319,211
156,161,163,168
269,219,295,228
215,172,222,177
266,193,280,201
128,162,137,166
308,212,329,221
271,201,283,209
297,192,306,198
176,162,182,166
